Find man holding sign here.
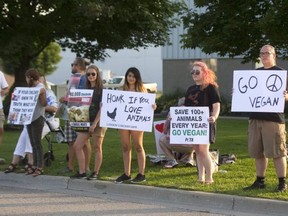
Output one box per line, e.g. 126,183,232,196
243,45,288,192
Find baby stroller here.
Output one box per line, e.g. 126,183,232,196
43,118,66,166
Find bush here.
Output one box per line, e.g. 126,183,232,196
155,89,185,114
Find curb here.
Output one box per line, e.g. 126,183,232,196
0,172,288,216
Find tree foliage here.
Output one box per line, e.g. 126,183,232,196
31,42,62,76
0,0,186,84
181,0,288,62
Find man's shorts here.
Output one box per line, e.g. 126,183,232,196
0,109,5,128
92,123,107,138
248,119,287,158
64,121,77,143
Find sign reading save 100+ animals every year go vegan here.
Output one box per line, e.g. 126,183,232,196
169,106,210,144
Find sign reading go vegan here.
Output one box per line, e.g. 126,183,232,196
170,107,209,144
232,70,287,112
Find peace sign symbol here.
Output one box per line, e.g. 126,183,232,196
266,74,283,92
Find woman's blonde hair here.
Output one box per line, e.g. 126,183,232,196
85,64,103,94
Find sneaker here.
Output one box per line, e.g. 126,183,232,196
131,173,146,183
87,172,98,180
243,181,266,190
70,172,86,179
164,159,178,168
184,159,196,167
276,183,287,192
115,173,131,183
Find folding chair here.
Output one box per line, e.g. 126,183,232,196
43,119,66,167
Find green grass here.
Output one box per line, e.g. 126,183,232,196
1,118,288,201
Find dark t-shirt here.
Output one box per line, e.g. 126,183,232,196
89,88,103,122
184,84,221,113
249,65,286,123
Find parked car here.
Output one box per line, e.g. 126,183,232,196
104,76,157,93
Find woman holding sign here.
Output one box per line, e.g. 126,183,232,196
25,69,47,177
185,61,221,184
115,67,157,183
70,65,107,179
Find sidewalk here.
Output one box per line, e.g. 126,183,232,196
0,172,288,216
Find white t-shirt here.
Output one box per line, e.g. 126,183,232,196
0,71,9,109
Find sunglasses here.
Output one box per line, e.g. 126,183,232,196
259,52,272,57
86,72,96,77
191,70,201,75
71,63,78,67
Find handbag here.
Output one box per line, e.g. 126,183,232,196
209,122,216,144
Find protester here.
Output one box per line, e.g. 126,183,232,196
70,65,107,179
159,98,195,168
25,69,47,177
59,57,91,174
184,61,221,184
0,70,9,164
115,67,157,183
4,76,59,174
243,45,288,192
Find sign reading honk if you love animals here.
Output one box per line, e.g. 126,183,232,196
170,106,209,144
100,89,156,132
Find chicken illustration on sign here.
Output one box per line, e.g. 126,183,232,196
107,107,117,121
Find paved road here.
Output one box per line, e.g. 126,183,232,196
0,185,224,216
0,172,287,216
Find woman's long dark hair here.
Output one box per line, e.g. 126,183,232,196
122,67,146,92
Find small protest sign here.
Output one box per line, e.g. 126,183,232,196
7,87,41,125
100,89,156,132
153,120,166,155
67,89,94,131
170,106,209,144
232,70,287,112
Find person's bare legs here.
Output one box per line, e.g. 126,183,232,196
131,131,145,175
83,140,91,173
92,135,104,174
68,142,75,171
119,130,132,176
73,133,90,174
194,144,213,183
273,156,286,178
255,157,268,177
159,135,175,160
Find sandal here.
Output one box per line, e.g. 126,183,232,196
24,163,33,172
32,168,44,177
26,166,35,175
4,163,17,174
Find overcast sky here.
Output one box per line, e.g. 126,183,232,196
47,47,163,91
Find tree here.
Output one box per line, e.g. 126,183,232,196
181,1,288,62
0,0,186,86
31,42,62,76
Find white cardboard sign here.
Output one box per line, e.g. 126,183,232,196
7,87,41,125
170,106,209,144
100,89,156,132
232,70,287,112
